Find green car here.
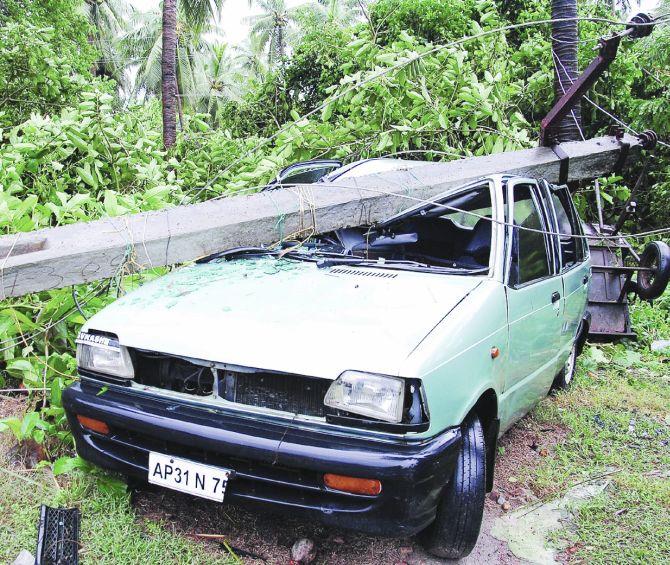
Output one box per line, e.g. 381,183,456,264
63,173,590,559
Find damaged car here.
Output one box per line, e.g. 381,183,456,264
63,173,591,559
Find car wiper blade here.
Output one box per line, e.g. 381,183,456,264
196,246,276,264
315,256,488,274
315,257,429,269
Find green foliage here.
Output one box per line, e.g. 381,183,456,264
526,301,670,563
0,469,236,563
284,24,352,114
369,0,478,45
0,0,98,128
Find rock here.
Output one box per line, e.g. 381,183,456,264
291,538,316,564
497,495,506,505
12,550,35,565
651,339,670,352
502,502,511,511
489,490,500,501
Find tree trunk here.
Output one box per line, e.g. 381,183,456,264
161,0,178,148
550,0,582,143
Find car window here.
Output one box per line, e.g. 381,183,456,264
440,188,492,229
264,161,342,190
279,165,340,185
331,182,494,273
550,187,585,269
442,206,492,229
509,184,551,286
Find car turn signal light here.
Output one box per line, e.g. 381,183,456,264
323,473,382,496
76,415,110,435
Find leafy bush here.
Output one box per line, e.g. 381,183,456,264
0,0,97,128
369,0,478,45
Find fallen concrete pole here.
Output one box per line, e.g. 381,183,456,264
0,134,640,298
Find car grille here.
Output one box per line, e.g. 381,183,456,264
132,350,330,417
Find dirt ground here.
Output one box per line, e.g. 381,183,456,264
131,416,567,564
1,395,567,564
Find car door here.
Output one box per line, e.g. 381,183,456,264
544,181,590,361
501,179,563,428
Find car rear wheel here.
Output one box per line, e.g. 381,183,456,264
419,413,486,559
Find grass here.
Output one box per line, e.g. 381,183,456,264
525,297,670,564
0,467,237,564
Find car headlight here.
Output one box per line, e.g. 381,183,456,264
76,332,134,380
324,371,405,423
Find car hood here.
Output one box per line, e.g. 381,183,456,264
84,258,482,379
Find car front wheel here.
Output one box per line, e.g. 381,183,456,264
419,413,486,559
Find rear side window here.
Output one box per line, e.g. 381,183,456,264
550,187,585,269
509,184,551,286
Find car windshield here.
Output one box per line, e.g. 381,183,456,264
282,184,495,274
204,184,494,275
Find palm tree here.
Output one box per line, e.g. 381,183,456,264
162,0,178,147
123,10,207,95
315,0,361,26
81,0,131,85
124,0,222,147
235,34,268,82
195,44,245,119
246,0,314,65
550,0,582,142
124,14,242,122
160,0,224,148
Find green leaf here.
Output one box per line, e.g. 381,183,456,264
0,417,23,441
76,163,97,189
321,103,333,122
52,455,88,476
50,378,63,407
587,346,608,365
20,411,40,438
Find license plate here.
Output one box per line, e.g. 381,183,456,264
148,452,232,502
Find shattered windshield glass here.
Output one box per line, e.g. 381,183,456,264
204,184,494,275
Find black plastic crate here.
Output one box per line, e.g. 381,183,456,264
36,505,80,565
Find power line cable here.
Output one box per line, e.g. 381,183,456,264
181,14,670,204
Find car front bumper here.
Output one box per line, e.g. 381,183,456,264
63,380,461,537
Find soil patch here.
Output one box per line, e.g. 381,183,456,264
493,417,569,509
131,414,569,564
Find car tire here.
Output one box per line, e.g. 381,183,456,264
419,413,486,560
552,335,579,391
635,241,670,301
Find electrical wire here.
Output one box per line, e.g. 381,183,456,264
547,34,670,151
551,50,586,141
180,14,670,205
279,179,670,241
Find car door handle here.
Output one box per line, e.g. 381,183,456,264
551,291,561,304
582,275,589,284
